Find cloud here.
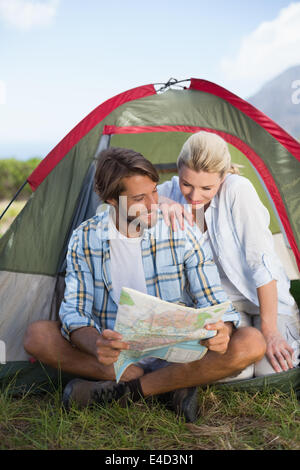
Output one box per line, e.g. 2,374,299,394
0,0,59,30
220,2,300,97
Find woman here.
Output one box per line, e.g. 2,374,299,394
158,131,300,378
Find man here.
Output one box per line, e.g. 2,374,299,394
24,147,266,422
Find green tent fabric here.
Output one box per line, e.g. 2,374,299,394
0,78,299,394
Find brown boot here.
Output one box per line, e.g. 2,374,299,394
157,387,199,422
62,378,130,410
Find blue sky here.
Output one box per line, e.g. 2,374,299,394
0,0,300,159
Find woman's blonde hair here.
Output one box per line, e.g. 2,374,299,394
177,131,240,177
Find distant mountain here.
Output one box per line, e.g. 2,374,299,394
247,65,300,140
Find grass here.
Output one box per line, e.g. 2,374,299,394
0,383,299,450
0,199,27,237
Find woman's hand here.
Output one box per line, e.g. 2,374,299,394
257,281,294,373
263,330,294,372
159,197,194,231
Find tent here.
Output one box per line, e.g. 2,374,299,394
0,78,299,395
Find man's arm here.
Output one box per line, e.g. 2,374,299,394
70,326,102,357
59,229,129,365
71,327,129,365
59,230,100,342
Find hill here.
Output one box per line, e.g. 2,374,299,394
247,65,300,140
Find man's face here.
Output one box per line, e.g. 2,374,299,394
110,174,159,234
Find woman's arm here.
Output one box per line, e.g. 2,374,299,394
230,178,277,288
257,280,294,372
229,177,295,372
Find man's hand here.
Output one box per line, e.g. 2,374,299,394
95,329,129,365
200,321,233,354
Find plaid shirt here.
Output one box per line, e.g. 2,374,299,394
59,208,240,341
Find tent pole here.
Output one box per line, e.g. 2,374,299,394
0,180,28,221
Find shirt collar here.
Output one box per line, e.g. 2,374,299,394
210,196,217,209
99,205,158,241
141,211,164,240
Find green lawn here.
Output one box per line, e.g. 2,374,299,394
0,383,299,450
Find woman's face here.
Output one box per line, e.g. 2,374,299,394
178,165,224,208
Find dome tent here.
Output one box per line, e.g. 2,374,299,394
0,78,299,394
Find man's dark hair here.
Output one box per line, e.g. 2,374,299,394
94,147,159,202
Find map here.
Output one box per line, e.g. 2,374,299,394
113,287,231,382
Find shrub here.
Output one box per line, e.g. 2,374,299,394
0,158,41,200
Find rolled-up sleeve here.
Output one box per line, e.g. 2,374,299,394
183,228,240,327
230,178,278,288
59,230,101,342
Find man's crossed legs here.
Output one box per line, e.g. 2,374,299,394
24,321,266,422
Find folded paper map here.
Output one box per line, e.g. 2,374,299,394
113,287,231,382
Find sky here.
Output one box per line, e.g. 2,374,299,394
0,0,300,159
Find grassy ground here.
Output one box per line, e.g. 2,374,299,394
0,200,27,237
0,383,299,450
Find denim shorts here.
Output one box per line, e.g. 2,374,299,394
136,357,172,374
